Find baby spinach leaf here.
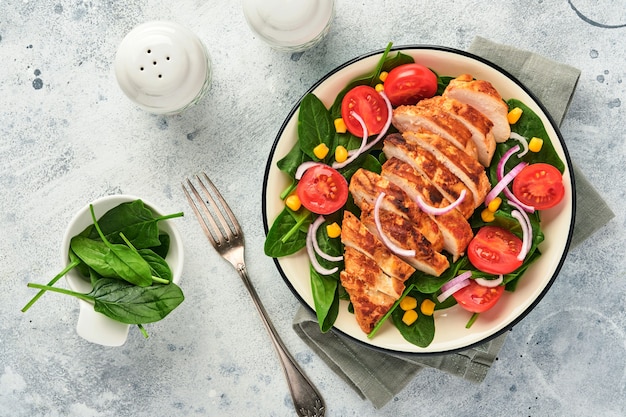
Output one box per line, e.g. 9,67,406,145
390,291,435,348
310,266,339,333
277,141,312,179
90,205,153,287
138,249,172,283
264,208,311,257
298,94,335,161
85,200,183,249
70,235,117,277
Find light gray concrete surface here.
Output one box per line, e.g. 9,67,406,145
1,1,624,416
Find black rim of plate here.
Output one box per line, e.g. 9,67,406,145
261,44,577,355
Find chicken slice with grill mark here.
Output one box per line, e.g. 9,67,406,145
359,205,450,277
348,168,444,252
443,74,511,143
382,133,475,218
341,210,415,282
382,157,473,260
415,96,496,166
392,104,479,159
402,131,491,207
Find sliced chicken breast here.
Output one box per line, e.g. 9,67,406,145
349,168,444,252
443,74,511,142
392,104,479,159
402,131,491,207
416,96,496,166
382,133,475,218
382,158,474,260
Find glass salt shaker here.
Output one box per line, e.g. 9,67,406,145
114,21,212,115
242,0,335,52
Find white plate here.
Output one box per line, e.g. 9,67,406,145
262,46,575,354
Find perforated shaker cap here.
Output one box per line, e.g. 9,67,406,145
114,21,211,115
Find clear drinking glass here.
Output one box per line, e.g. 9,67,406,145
242,0,335,52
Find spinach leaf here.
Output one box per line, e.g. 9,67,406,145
264,208,311,257
298,94,335,161
390,291,435,348
507,98,565,173
138,249,172,283
277,137,312,178
70,235,117,278
85,200,183,249
90,204,153,287
310,268,339,333
27,279,185,324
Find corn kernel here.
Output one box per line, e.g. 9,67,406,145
528,137,544,152
379,71,389,82
285,194,301,211
335,145,348,163
481,208,495,222
402,309,418,326
420,299,436,316
313,143,329,160
334,118,347,134
326,222,341,238
375,83,384,93
487,196,502,212
507,107,523,124
400,296,418,311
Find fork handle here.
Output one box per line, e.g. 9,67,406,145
235,263,326,417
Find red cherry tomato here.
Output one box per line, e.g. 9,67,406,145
296,164,348,215
452,280,505,313
512,163,565,210
467,226,524,275
383,63,438,106
340,85,389,137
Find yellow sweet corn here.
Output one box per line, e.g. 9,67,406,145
375,83,384,93
313,143,329,160
285,194,301,211
379,71,389,82
334,118,347,133
420,299,436,316
326,222,341,238
481,208,495,223
507,107,523,124
335,145,348,163
402,309,418,326
487,196,502,212
529,137,544,152
400,296,418,311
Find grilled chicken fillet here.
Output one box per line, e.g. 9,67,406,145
402,131,491,207
415,96,496,166
383,133,476,218
382,157,474,260
443,74,511,143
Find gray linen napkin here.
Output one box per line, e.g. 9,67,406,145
293,36,615,409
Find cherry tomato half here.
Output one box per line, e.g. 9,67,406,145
340,85,389,137
512,163,565,210
467,226,524,275
296,164,348,215
383,63,438,107
452,279,505,313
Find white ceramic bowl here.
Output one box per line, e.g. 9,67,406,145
62,195,184,346
262,45,575,354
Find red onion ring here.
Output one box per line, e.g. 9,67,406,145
475,275,504,287
306,223,338,275
416,189,466,216
295,161,324,180
511,209,532,261
437,278,471,303
485,161,527,205
497,144,521,181
333,111,368,169
310,215,344,262
441,271,472,293
509,132,529,158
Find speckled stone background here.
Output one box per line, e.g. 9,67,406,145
1,1,624,416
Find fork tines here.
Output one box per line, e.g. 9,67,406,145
182,172,242,248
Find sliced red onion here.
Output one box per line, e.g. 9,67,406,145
511,209,532,261
416,189,466,215
437,279,470,303
485,161,527,205
510,132,529,158
441,270,472,293
504,186,535,213
475,275,504,287
295,161,323,180
333,111,368,169
310,215,344,262
306,223,338,275
374,192,416,257
497,144,521,181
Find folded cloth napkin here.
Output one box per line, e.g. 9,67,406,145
293,36,615,409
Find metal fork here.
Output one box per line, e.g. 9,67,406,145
182,173,326,417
